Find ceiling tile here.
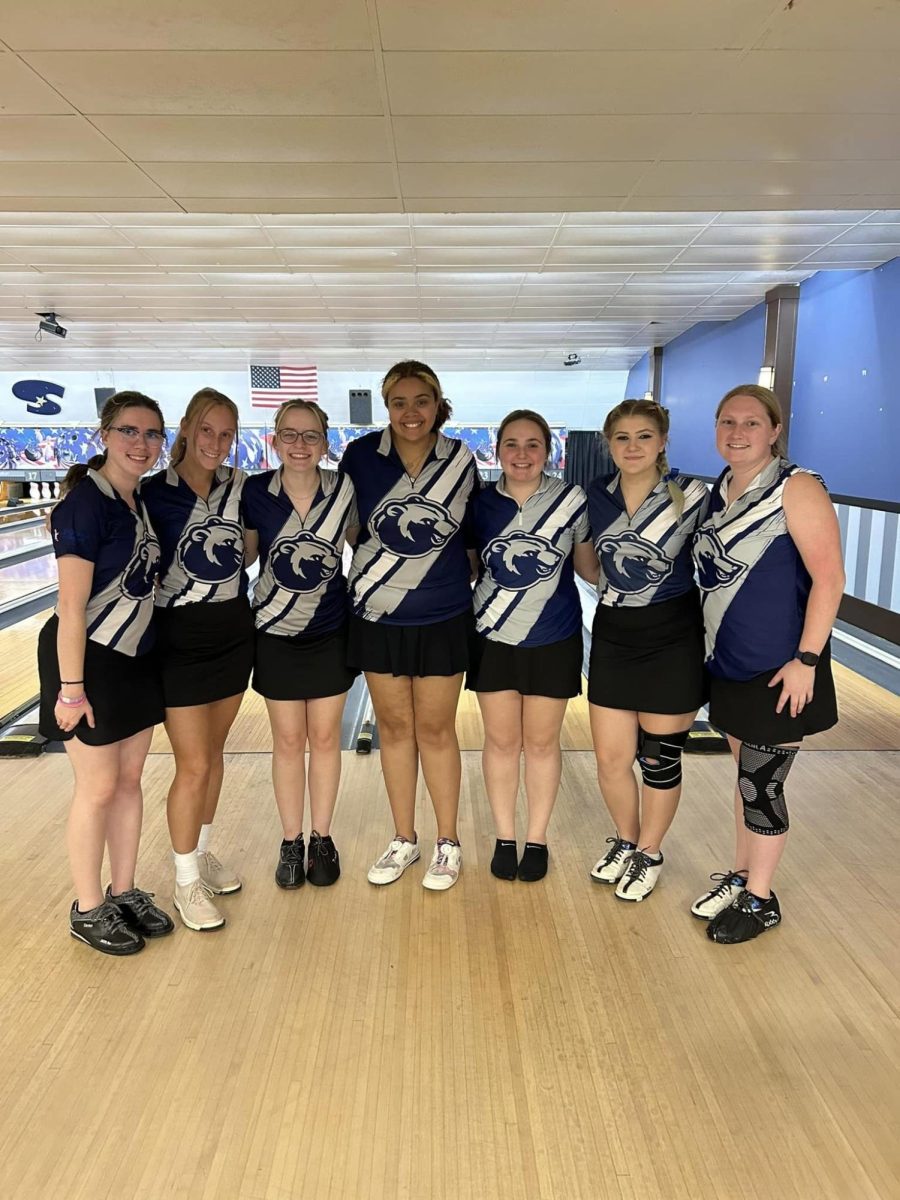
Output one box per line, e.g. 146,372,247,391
0,1,372,50
21,51,382,115
0,163,166,198
0,116,126,161
91,116,390,162
664,114,900,161
384,52,736,116
399,162,644,198
141,163,396,199
758,0,900,51
393,116,681,162
0,53,74,113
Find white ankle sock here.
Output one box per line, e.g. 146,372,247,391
174,849,200,887
197,824,213,854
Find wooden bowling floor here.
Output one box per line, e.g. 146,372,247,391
0,663,898,1198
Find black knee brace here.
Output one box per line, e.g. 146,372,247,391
738,741,798,836
637,727,690,790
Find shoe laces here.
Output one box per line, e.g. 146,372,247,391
603,836,629,864
201,850,224,873
704,871,745,901
185,879,214,904
93,900,133,934
112,887,157,917
624,850,653,883
283,838,304,862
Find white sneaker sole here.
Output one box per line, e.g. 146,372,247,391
173,896,226,932
422,872,459,892
590,867,627,884
201,879,243,895
367,848,420,886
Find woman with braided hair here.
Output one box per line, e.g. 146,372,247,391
586,399,708,903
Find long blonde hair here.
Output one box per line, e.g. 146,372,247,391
170,387,240,468
603,398,684,516
716,385,787,458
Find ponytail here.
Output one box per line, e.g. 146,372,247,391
60,451,106,499
657,450,685,518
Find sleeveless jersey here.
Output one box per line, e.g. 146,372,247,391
50,469,159,656
587,472,708,608
241,468,356,637
695,457,823,681
470,475,590,647
340,428,477,625
141,465,247,608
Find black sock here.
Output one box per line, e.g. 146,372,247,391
518,842,549,882
491,839,518,880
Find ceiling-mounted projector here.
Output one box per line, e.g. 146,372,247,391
37,311,68,339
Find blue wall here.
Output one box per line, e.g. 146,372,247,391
624,352,649,399
792,260,900,503
657,304,766,478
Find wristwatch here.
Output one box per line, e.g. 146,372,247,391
794,650,820,667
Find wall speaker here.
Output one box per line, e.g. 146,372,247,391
349,388,372,424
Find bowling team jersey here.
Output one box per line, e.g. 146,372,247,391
587,472,708,608
141,465,248,607
470,475,590,647
694,457,823,681
241,467,356,637
339,428,477,625
50,469,159,656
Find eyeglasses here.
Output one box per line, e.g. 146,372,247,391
109,425,166,445
277,429,324,445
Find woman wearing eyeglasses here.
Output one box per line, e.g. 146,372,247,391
241,400,358,889
37,391,173,955
141,388,254,933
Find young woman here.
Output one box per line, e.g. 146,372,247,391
242,400,358,890
467,410,594,882
587,399,708,902
37,391,173,955
692,385,843,944
340,361,478,891
141,388,253,933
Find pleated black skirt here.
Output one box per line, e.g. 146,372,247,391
347,611,472,678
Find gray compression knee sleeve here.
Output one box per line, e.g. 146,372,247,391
738,741,798,835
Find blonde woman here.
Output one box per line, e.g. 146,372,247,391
242,400,358,889
586,399,708,902
142,388,253,932
692,385,843,944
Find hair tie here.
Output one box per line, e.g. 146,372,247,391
662,468,679,483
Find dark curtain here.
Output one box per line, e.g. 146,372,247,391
565,430,612,490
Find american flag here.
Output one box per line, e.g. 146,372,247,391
249,365,318,409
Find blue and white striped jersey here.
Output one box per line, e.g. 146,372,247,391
141,465,247,608
695,458,823,681
50,469,159,656
340,428,477,625
241,468,356,637
470,475,590,647
587,472,708,608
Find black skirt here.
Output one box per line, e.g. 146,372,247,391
253,622,359,701
347,610,472,678
466,631,583,699
38,615,164,746
588,590,706,714
155,594,254,707
708,641,838,745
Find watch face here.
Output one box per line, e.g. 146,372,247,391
798,651,819,666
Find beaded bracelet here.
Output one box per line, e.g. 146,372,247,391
57,692,86,707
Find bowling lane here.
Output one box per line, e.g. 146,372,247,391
0,612,45,717
0,524,53,557
0,548,57,606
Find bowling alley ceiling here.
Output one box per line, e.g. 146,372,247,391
1,0,899,371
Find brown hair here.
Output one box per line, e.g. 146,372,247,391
170,387,239,468
497,409,552,457
716,384,787,458
603,397,684,516
273,398,330,445
381,360,452,431
60,391,165,498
